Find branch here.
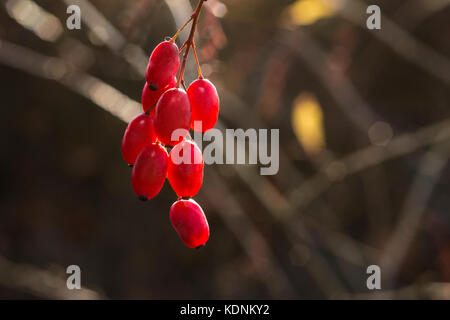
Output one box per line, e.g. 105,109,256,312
176,0,206,87
0,255,104,299
288,118,450,214
380,141,450,291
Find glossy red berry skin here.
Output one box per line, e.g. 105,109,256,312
187,79,219,132
131,144,168,200
146,41,179,91
154,88,191,146
121,113,157,165
168,140,204,197
170,199,209,248
141,77,177,114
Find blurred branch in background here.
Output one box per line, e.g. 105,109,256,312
215,85,372,295
0,39,140,123
280,29,380,133
381,141,450,292
0,255,103,299
203,170,295,298
288,117,450,214
333,0,450,85
396,0,450,28
62,0,148,75
351,281,450,300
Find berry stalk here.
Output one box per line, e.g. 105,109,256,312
191,41,204,79
176,0,206,88
170,17,193,43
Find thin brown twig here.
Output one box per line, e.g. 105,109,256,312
170,16,193,42
179,41,187,53
176,0,206,88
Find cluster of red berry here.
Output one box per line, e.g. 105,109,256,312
121,3,219,249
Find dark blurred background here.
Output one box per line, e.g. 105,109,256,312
0,0,449,299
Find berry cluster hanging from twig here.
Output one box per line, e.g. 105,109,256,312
121,0,220,249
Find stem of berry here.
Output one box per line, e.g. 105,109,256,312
192,41,204,79
145,103,156,115
170,16,193,43
179,41,187,53
176,0,206,88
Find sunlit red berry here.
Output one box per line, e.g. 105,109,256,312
154,88,191,146
131,144,168,201
187,79,219,132
146,41,180,91
170,199,209,248
168,140,203,197
141,77,177,114
121,113,157,165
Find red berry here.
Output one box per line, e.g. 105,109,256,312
187,79,219,132
141,77,177,114
146,41,180,91
168,140,204,197
170,199,209,248
121,113,157,165
154,88,191,146
131,144,168,200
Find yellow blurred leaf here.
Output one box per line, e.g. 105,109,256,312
288,0,335,26
291,92,326,156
